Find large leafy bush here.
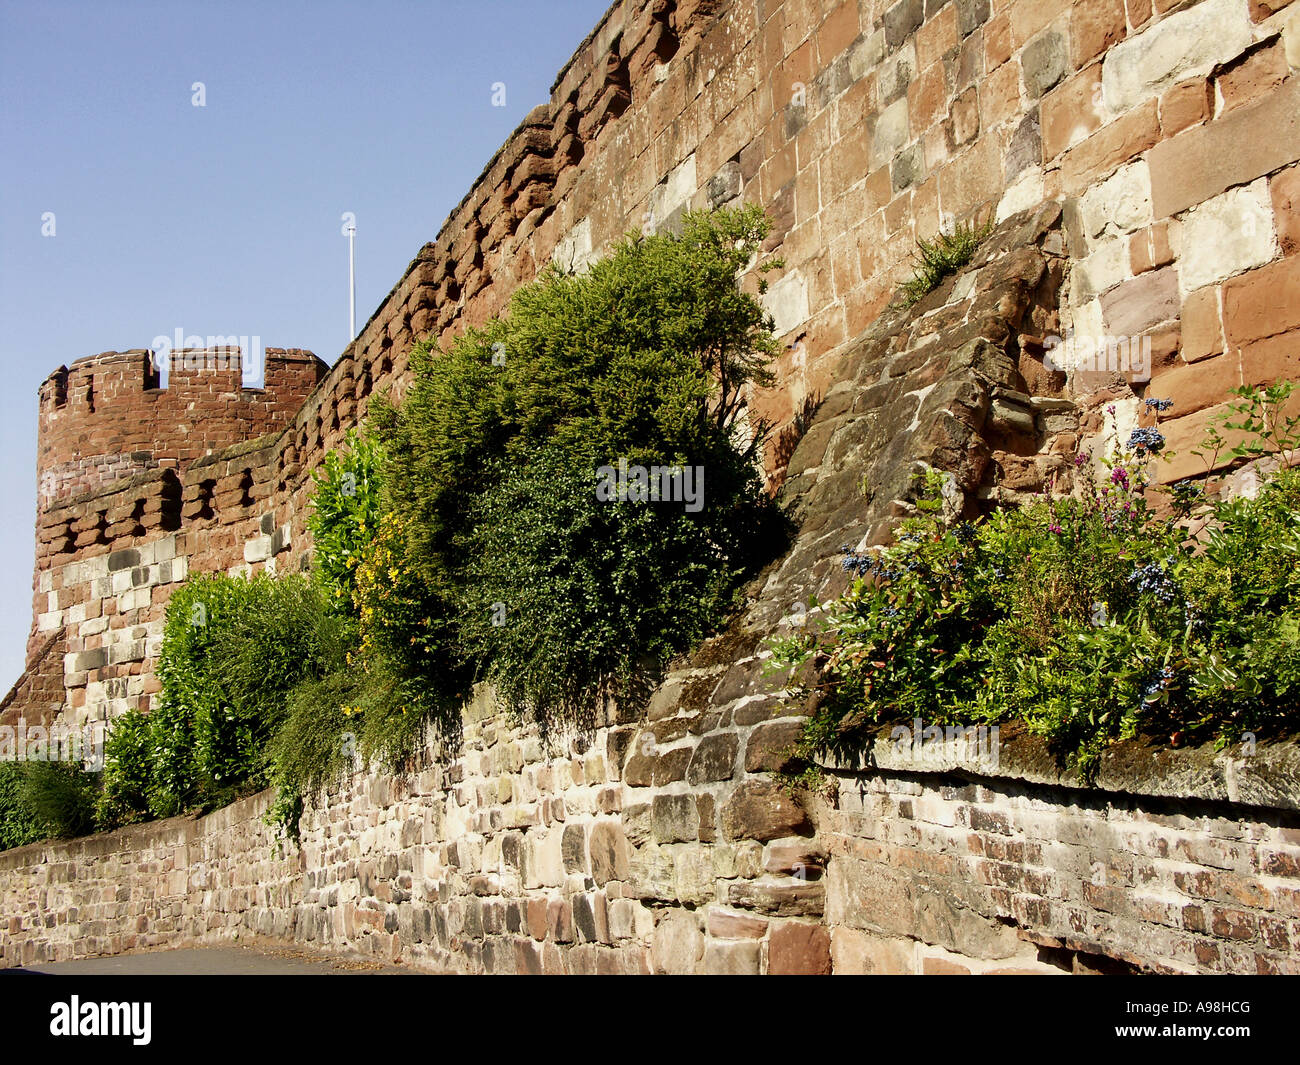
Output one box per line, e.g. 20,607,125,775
98,573,347,823
371,204,787,726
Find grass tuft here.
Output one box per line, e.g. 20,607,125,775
898,214,995,307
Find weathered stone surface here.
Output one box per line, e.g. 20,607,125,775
1022,28,1069,99
686,732,738,784
652,794,700,844
768,920,832,974
1100,265,1179,335
1148,76,1300,218
744,720,807,773
1101,0,1253,113
726,877,826,917
721,781,813,842
1177,179,1278,294
589,821,629,887
651,909,703,974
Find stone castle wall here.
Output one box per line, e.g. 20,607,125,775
5,202,1299,975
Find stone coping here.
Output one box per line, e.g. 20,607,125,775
830,721,1300,813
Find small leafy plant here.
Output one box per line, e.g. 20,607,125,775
899,214,995,307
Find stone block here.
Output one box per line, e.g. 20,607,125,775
1148,77,1300,218
703,938,762,974
652,793,700,843
1022,27,1069,100
1180,285,1226,361
1041,62,1103,161
831,927,916,973
769,920,833,974
1272,163,1300,256
1101,264,1179,335
707,907,769,939
686,732,738,784
1101,0,1253,113
651,910,703,974
1178,179,1278,294
885,0,925,48
589,821,629,886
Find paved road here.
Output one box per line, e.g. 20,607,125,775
11,944,408,975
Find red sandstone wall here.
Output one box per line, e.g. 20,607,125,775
19,0,1300,734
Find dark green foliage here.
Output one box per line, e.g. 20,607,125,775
264,672,361,836
9,760,100,841
372,205,787,726
371,204,783,586
458,444,779,727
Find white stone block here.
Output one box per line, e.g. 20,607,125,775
79,617,108,637
1080,162,1153,241
997,168,1045,223
762,269,810,338
869,97,910,171
652,152,698,228
1178,178,1277,295
552,216,594,274
1102,0,1253,114
154,535,176,563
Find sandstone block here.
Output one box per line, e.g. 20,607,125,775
1022,27,1069,100
1180,285,1226,361
769,920,832,974
1148,77,1300,218
721,780,813,841
1272,164,1300,256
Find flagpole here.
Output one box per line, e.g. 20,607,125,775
348,219,356,342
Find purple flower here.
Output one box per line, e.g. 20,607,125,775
1111,467,1129,488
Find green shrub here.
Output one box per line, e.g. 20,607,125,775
14,760,99,840
307,430,386,616
458,444,776,728
773,392,1300,778
0,762,46,849
96,708,153,828
370,205,787,728
264,671,361,836
899,214,994,307
98,572,348,822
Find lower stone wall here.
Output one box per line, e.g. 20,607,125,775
4,700,1298,974
825,761,1300,975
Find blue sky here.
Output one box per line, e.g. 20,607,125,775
0,0,612,688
